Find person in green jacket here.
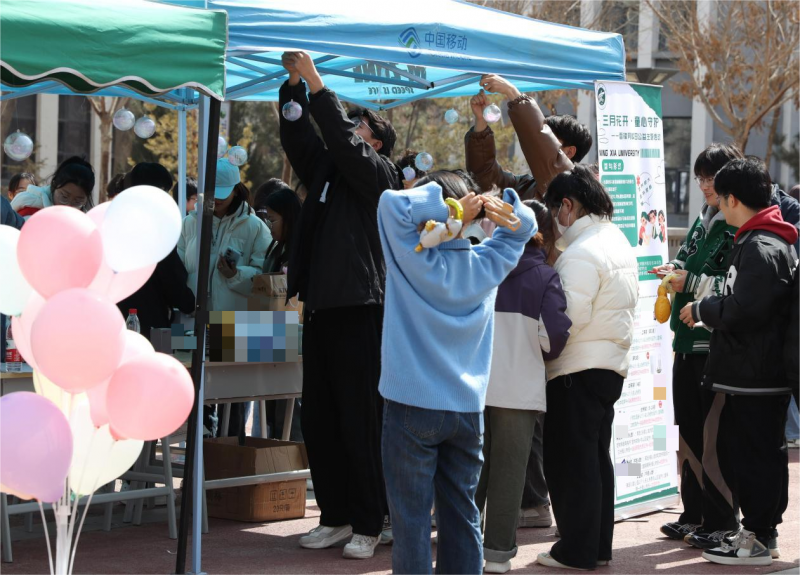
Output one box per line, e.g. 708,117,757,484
651,143,743,549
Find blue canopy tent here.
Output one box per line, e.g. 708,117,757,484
214,0,626,108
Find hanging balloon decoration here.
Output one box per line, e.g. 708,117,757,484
483,104,502,124
3,130,34,161
112,109,136,131
282,100,303,122
444,109,459,125
133,116,156,139
402,166,417,182
415,152,434,172
217,136,228,159
228,145,248,166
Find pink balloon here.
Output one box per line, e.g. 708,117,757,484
10,292,46,370
87,331,154,427
31,289,126,393
86,203,156,303
106,353,194,441
0,392,73,503
16,207,103,299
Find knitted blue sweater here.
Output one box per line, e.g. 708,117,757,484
377,183,537,413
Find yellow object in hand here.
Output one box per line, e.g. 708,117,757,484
654,274,678,324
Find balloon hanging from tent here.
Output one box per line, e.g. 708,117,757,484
133,116,156,139
444,109,459,124
483,104,502,124
228,146,248,166
415,152,434,172
282,100,302,122
3,130,33,161
217,136,227,159
112,109,136,131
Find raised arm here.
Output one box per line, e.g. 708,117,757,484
278,62,327,189
480,74,573,198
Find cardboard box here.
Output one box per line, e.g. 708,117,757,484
204,437,308,522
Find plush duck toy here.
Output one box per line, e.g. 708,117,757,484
654,273,679,323
415,198,464,252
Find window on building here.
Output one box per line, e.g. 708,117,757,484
600,0,640,56
57,96,91,167
663,117,692,228
1,95,38,191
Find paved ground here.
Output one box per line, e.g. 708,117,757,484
3,450,798,574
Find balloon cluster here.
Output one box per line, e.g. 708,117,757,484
0,189,194,505
112,109,156,139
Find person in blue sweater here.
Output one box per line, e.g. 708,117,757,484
377,171,537,575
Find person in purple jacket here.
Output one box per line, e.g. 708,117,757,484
475,200,572,574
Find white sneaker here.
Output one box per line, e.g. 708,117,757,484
537,552,590,570
306,479,314,491
379,516,393,545
342,533,380,559
519,504,552,527
484,560,511,573
299,524,352,549
787,438,800,448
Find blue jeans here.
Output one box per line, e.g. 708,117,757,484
786,395,800,441
382,399,484,575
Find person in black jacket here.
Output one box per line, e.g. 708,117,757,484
279,51,400,560
680,158,798,567
116,163,196,341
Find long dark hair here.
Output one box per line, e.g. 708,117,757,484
413,170,470,200
264,186,301,247
545,165,614,219
51,156,95,210
525,200,556,259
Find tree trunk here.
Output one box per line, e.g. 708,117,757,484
763,107,781,170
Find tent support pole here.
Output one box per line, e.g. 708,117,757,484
175,95,220,575
178,91,188,215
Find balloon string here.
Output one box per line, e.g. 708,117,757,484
38,502,55,575
67,434,110,575
65,425,97,568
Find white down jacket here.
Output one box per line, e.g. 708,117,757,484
178,201,271,312
546,215,638,380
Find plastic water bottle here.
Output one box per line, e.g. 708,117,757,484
126,309,141,334
5,323,22,372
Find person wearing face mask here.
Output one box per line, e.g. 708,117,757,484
536,166,637,571
649,143,744,551
11,156,94,218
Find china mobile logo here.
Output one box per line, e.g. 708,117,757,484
399,27,421,58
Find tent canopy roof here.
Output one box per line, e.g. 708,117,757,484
213,0,625,109
0,0,227,100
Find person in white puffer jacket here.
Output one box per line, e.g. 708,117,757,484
536,165,638,572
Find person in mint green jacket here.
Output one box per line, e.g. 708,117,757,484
652,143,742,548
377,172,536,575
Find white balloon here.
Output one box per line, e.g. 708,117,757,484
3,131,34,161
69,398,143,496
101,185,182,272
134,116,156,139
0,227,33,316
33,371,87,418
227,146,248,166
112,109,136,131
217,136,227,159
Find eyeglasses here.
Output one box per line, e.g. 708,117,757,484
694,175,716,186
54,187,87,209
352,117,376,137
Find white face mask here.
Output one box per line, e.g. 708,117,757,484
555,202,573,236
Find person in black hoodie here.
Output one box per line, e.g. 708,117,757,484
680,157,798,567
116,163,196,341
279,51,401,559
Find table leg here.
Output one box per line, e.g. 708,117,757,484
282,399,295,441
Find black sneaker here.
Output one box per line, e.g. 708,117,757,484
684,528,740,549
660,522,701,540
702,530,772,566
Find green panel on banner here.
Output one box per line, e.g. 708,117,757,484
631,84,663,119
602,175,638,247
638,256,663,281
615,486,679,509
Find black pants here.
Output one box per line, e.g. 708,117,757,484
726,393,790,540
301,305,387,537
673,354,738,529
520,412,549,508
543,369,623,570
